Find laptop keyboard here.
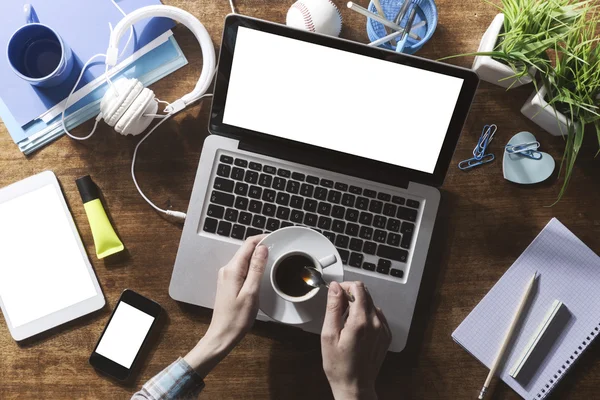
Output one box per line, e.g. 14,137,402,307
202,154,422,280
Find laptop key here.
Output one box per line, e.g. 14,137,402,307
327,190,341,204
314,187,328,200
320,178,333,188
318,216,332,230
291,195,304,209
244,170,258,184
217,163,231,177
345,223,359,236
377,245,408,263
387,233,401,247
249,200,262,213
273,177,286,191
281,222,293,228
360,226,373,241
211,191,234,207
362,262,376,271
207,204,225,219
304,213,318,226
231,167,245,181
300,183,314,197
259,174,273,187
276,192,290,206
277,206,291,220
249,162,262,171
248,185,262,199
356,197,369,210
349,238,363,251
383,203,397,217
235,197,248,210
364,189,376,198
266,218,280,231
225,208,238,222
246,227,263,238
337,249,350,264
303,199,317,212
332,219,345,233
342,193,355,207
323,231,335,243
363,241,377,255
392,195,406,205
277,168,291,177
220,155,233,164
401,222,415,234
231,224,245,239
234,182,248,196
306,175,320,184
407,199,420,209
391,269,404,278
217,221,232,236
377,192,391,202
387,218,401,232
262,189,276,203
376,259,391,275
335,182,348,191
318,202,332,215
263,203,276,217
397,206,417,222
345,208,359,222
234,158,248,168
332,205,345,219
369,200,383,214
374,229,387,243
349,185,362,195
292,172,305,181
335,235,349,248
239,212,252,225
359,212,373,225
263,165,276,174
252,215,266,229
349,252,363,268
374,215,387,229
401,231,413,250
290,210,304,223
286,180,300,194
214,177,234,192
203,217,218,233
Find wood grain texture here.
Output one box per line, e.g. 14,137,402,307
1,0,599,399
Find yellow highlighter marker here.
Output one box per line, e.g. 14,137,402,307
76,175,124,259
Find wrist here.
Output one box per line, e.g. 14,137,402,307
331,384,377,400
183,334,230,379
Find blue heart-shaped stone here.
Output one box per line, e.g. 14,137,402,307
503,131,555,184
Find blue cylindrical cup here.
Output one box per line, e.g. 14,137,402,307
6,5,74,88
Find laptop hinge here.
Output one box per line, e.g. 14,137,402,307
238,140,410,189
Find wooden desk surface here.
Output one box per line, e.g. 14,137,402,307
1,1,599,398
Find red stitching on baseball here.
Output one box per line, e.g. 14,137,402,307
292,2,316,32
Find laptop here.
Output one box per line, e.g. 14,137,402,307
170,15,479,352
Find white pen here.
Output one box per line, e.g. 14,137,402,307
368,21,426,47
347,2,421,40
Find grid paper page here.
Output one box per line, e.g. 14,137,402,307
452,218,600,399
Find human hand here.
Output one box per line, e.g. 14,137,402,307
321,281,392,400
184,235,268,377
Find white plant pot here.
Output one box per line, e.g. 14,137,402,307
520,86,576,136
472,14,535,89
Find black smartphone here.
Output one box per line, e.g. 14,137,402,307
89,289,162,381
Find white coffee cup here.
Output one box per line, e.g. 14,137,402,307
270,250,337,303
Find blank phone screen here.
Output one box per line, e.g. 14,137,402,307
95,302,155,369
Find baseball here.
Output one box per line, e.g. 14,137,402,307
286,0,343,37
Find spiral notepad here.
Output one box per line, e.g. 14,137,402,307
452,218,600,399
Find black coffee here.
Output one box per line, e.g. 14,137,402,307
275,254,313,297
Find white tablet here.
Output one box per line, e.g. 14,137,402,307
0,171,105,341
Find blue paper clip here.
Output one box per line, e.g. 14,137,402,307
505,141,542,160
458,124,497,171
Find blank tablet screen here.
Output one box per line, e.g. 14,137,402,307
0,184,97,328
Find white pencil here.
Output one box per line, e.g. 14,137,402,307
368,21,425,46
347,2,421,40
478,272,538,399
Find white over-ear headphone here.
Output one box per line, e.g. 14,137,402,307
62,4,217,220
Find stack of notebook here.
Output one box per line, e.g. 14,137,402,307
0,0,189,155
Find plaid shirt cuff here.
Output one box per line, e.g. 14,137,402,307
135,357,205,400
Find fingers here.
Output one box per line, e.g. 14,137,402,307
343,281,372,322
240,245,268,296
321,281,347,345
230,235,267,268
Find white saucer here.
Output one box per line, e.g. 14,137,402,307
258,227,344,325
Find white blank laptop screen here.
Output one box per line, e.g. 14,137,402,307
223,27,465,174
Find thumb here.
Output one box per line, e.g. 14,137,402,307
240,245,268,295
321,281,345,344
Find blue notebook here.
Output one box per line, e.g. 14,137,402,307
453,218,600,399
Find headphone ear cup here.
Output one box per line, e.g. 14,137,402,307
115,88,157,136
101,79,144,127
